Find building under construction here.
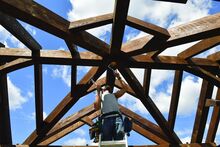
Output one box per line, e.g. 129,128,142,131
0,0,220,146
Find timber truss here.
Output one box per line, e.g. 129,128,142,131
0,0,220,147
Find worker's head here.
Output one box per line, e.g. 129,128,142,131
102,85,111,92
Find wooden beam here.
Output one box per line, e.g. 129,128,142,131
0,42,5,47
143,69,151,96
121,35,152,53
118,67,181,143
168,70,183,130
70,31,110,57
88,76,135,99
0,74,12,144
47,104,96,137
185,67,220,87
71,66,77,97
122,13,220,56
206,89,220,142
0,58,33,74
87,77,106,94
125,36,168,57
64,39,79,57
154,0,187,3
178,36,220,59
191,80,214,143
132,123,168,144
205,99,220,107
24,66,106,145
0,11,42,51
34,63,44,134
2,45,41,142
1,10,43,133
150,13,220,57
106,69,116,93
39,111,100,145
110,0,130,55
115,79,136,97
69,13,113,32
119,105,169,143
0,48,102,66
69,24,110,57
132,55,218,70
167,13,220,47
127,16,170,38
0,48,219,70
80,116,94,127
207,51,220,62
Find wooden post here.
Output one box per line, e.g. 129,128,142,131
0,73,12,144
191,80,214,143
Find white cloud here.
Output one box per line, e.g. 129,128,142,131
67,0,114,38
0,22,37,48
126,0,212,47
68,0,114,21
27,91,34,98
118,68,148,114
181,136,191,144
0,25,25,48
43,112,47,119
77,66,91,74
43,66,48,75
74,128,86,136
51,65,94,87
129,0,174,26
119,94,147,114
177,76,202,115
217,124,220,136
176,129,192,137
152,92,171,113
130,0,211,28
51,65,71,87
10,35,25,48
67,0,213,48
150,70,174,95
161,41,199,56
25,24,37,36
119,69,173,115
195,46,220,59
87,25,112,39
212,86,218,99
168,0,211,27
7,77,27,110
63,137,87,146
119,70,202,116
0,25,10,44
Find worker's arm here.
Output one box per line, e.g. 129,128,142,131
114,72,126,99
94,85,101,110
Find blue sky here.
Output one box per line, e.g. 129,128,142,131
0,0,220,146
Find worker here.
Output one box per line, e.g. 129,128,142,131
94,70,127,141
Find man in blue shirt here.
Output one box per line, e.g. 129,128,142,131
95,71,127,141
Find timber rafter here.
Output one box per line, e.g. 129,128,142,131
0,0,220,146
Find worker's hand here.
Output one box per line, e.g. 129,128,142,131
114,70,121,79
96,84,101,90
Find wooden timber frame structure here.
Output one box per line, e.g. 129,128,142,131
0,0,220,146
